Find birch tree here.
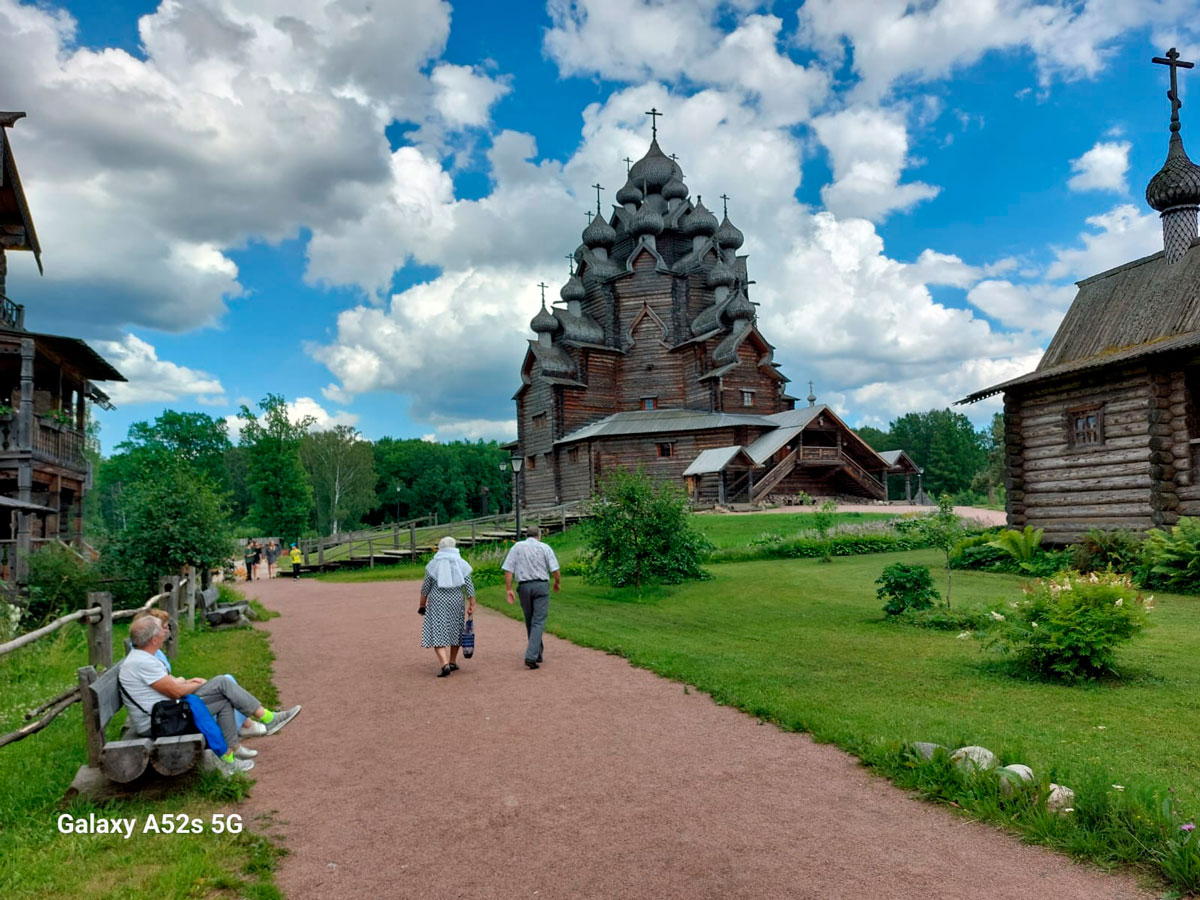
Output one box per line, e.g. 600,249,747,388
302,425,377,535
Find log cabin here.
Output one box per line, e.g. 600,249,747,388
514,123,907,508
0,113,125,584
961,50,1200,542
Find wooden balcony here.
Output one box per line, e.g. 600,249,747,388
33,419,85,469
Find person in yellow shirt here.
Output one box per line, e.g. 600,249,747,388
289,544,302,580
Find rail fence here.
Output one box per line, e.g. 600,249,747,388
0,565,209,749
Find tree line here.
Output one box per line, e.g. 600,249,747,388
856,409,1005,504
90,395,516,552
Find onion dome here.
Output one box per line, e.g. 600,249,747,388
1146,134,1200,211
725,290,755,321
560,273,585,304
630,200,664,236
531,303,559,334
714,214,744,250
615,180,643,206
582,212,616,249
680,199,718,238
628,138,680,194
662,176,688,202
706,258,736,289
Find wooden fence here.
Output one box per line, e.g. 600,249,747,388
0,565,207,749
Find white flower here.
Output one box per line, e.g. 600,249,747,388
1112,784,1125,791
956,631,971,640
1063,807,1075,813
1115,598,1123,607
1031,621,1039,628
989,611,1006,621
1095,725,1106,730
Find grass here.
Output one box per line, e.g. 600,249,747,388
0,608,283,899
475,549,1200,883
314,511,895,582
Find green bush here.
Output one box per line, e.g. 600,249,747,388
708,529,929,563
583,469,712,588
988,572,1151,683
1070,528,1142,575
950,532,1007,569
895,604,998,632
988,525,1044,566
1140,518,1200,592
876,562,939,615
24,543,99,624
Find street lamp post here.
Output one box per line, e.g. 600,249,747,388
394,483,402,522
916,468,925,505
511,455,524,538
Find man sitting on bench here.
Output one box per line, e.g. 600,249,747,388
119,616,301,775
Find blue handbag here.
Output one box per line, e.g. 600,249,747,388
462,616,475,659
184,694,229,757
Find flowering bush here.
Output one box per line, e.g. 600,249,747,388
989,572,1150,683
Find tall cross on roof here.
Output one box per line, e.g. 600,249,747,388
720,193,730,217
591,182,604,213
565,253,575,276
1154,47,1195,133
623,156,632,174
644,107,662,140
586,210,593,224
537,282,548,306
669,153,679,162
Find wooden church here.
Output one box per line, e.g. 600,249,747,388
0,112,124,584
514,114,914,507
962,50,1200,541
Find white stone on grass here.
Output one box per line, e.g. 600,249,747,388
911,742,945,761
1047,783,1076,812
951,746,998,772
997,764,1034,794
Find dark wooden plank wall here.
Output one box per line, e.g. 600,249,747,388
717,341,784,414
1009,365,1156,541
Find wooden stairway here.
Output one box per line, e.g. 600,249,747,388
750,449,798,503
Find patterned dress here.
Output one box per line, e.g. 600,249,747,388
420,572,474,647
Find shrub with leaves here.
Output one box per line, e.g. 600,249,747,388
1140,517,1200,592
876,562,940,615
808,499,839,563
987,525,1044,567
25,543,99,624
1070,527,1142,575
583,469,712,589
988,571,1151,683
918,495,965,605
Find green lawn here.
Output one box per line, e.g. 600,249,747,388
0,613,283,900
315,511,896,582
476,550,1200,815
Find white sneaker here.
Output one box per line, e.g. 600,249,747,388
234,745,258,760
263,705,302,736
239,719,267,737
216,754,254,775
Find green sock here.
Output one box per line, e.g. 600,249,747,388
221,751,236,763
259,710,275,724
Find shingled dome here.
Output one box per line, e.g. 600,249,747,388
631,200,664,236
615,180,643,205
715,214,744,249
582,212,616,248
628,138,680,193
560,273,585,303
1146,133,1200,211
706,258,736,288
531,304,559,334
680,200,718,238
725,290,755,321
663,176,688,201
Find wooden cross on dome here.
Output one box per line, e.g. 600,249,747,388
623,156,632,174
592,182,604,213
565,253,575,276
538,282,548,306
1154,47,1195,132
720,193,730,217
644,107,662,140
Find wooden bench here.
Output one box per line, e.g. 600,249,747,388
77,662,205,783
197,586,249,627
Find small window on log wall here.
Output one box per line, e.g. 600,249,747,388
532,412,547,428
741,390,755,407
527,456,537,470
642,397,657,410
567,447,579,463
657,443,674,458
1066,405,1104,449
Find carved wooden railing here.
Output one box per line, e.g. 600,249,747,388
33,421,85,468
799,446,840,461
0,293,24,331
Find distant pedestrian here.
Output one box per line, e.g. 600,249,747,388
419,536,475,678
265,541,280,579
251,541,263,579
289,543,302,580
501,525,560,670
243,541,257,582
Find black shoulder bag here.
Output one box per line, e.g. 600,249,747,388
119,678,196,738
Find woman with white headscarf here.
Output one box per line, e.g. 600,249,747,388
419,536,476,677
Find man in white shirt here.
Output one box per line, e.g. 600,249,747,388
119,615,301,773
502,525,561,669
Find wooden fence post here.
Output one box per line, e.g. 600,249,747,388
184,565,197,631
368,538,375,569
318,538,325,566
85,591,112,669
393,523,399,550
78,666,102,768
471,521,476,547
409,522,416,558
162,575,180,661
303,540,310,566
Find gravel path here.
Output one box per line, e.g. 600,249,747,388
241,576,1151,900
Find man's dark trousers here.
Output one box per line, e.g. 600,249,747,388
518,580,550,663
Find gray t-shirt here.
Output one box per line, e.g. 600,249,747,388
118,648,170,736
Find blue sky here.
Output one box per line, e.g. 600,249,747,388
2,0,1198,452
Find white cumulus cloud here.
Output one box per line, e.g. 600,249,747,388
1067,140,1131,193
94,333,226,406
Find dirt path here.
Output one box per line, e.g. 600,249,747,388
241,577,1150,900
